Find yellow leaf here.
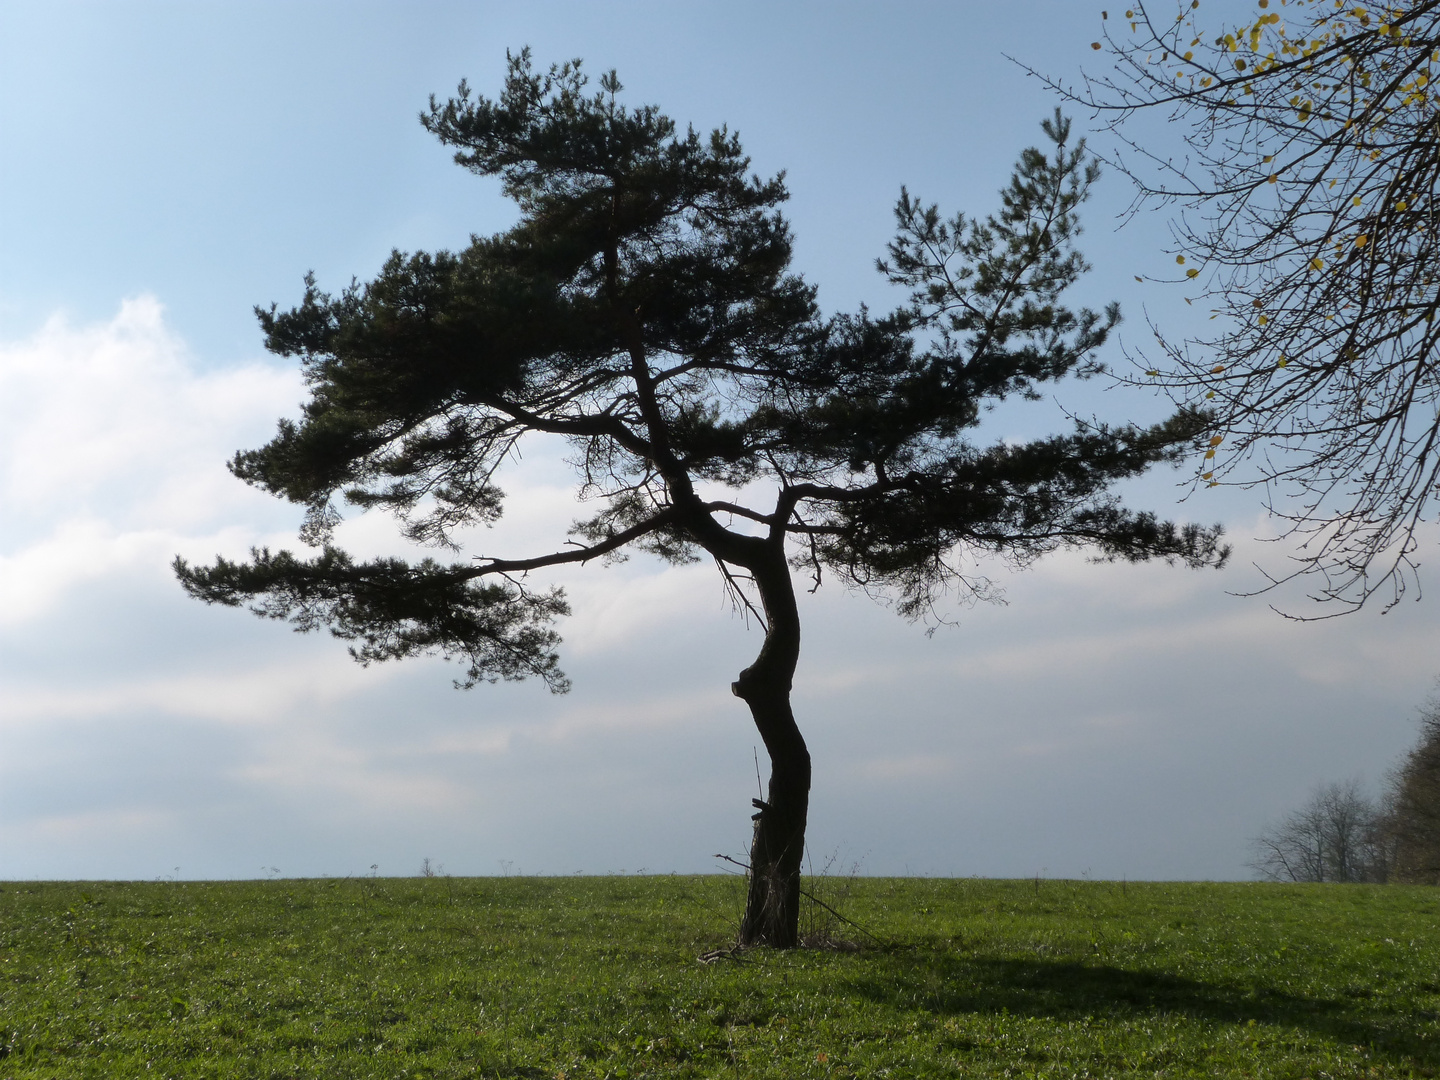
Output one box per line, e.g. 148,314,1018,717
1397,200,1408,211
1209,435,1224,445
1187,268,1200,278
1208,481,1219,487
1146,369,1160,376
1258,314,1269,325
1262,154,1274,162
1353,195,1362,206
1355,234,1368,247
1278,356,1288,367
1202,471,1214,479
1210,367,1225,376
1206,390,1216,399
1310,257,1325,270
1176,255,1186,264
1268,174,1278,183
1205,449,1217,459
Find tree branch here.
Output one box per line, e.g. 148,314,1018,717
476,507,681,573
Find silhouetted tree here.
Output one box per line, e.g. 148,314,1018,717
175,52,1226,946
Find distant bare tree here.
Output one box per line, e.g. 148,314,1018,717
1384,699,1440,883
1250,778,1390,883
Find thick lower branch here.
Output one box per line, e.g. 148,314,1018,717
475,507,680,574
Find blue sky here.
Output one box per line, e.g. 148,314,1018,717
3,0,1437,882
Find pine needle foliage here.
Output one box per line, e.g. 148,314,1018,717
175,51,1225,946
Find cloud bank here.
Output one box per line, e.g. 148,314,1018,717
2,302,1437,883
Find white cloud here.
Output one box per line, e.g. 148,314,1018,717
2,807,175,846
0,297,299,523
0,651,392,728
0,297,305,624
0,518,141,626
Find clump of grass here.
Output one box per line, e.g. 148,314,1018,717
797,850,877,952
2,876,1438,1077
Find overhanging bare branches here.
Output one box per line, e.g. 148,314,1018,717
1042,1,1440,613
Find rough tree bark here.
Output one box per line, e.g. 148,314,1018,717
731,542,810,948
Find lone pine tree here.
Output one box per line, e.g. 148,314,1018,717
176,52,1226,947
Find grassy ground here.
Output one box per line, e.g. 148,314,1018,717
1,875,1438,1078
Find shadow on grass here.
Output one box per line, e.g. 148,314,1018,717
840,950,1440,1069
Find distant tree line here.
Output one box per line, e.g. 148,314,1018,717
1251,697,1440,883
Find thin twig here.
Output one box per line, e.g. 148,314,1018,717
797,885,889,947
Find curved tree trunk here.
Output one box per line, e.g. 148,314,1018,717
731,545,810,948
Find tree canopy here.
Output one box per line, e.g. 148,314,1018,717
176,51,1225,946
1066,1,1440,613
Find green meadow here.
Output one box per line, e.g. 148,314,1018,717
2,875,1438,1078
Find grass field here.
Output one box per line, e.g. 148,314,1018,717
2,874,1438,1078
